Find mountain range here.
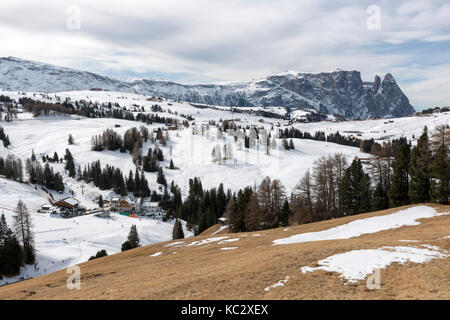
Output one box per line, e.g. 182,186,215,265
0,57,415,119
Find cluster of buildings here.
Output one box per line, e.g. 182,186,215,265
39,196,163,218
104,197,162,216
39,197,83,215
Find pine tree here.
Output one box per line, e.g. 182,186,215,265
372,182,389,211
0,213,7,246
339,160,369,215
0,228,22,276
98,195,104,208
157,167,167,186
68,134,74,145
408,128,431,203
430,144,449,204
429,125,449,204
139,172,151,197
389,143,411,207
177,220,185,239
126,170,135,193
65,149,76,178
172,219,185,240
359,173,372,213
278,199,290,227
289,139,295,150
121,225,140,252
169,159,175,169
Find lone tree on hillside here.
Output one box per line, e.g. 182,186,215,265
121,225,141,252
172,219,185,240
68,134,74,145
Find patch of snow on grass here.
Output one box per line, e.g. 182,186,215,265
218,238,240,244
274,206,448,245
211,225,229,236
264,276,291,291
186,236,229,247
149,252,162,257
301,246,448,283
164,241,185,247
221,247,238,250
420,244,441,251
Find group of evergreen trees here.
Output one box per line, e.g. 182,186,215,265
279,127,361,148
0,201,35,279
162,178,231,235
91,127,149,154
287,125,450,228
142,147,164,173
26,160,64,192
388,126,449,206
88,250,108,261
226,177,288,232
282,138,295,150
18,97,182,127
0,125,10,147
0,155,23,182
82,161,151,197
125,169,151,197
0,150,66,192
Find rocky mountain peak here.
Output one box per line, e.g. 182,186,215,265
0,56,415,119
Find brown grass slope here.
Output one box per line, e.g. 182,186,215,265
0,204,449,300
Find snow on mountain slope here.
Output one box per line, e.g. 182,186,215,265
0,94,367,196
290,111,450,144
0,57,132,93
0,57,415,119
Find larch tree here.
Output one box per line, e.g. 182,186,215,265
13,200,35,265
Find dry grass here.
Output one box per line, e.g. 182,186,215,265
0,204,449,300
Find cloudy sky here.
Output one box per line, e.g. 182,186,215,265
0,0,449,109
